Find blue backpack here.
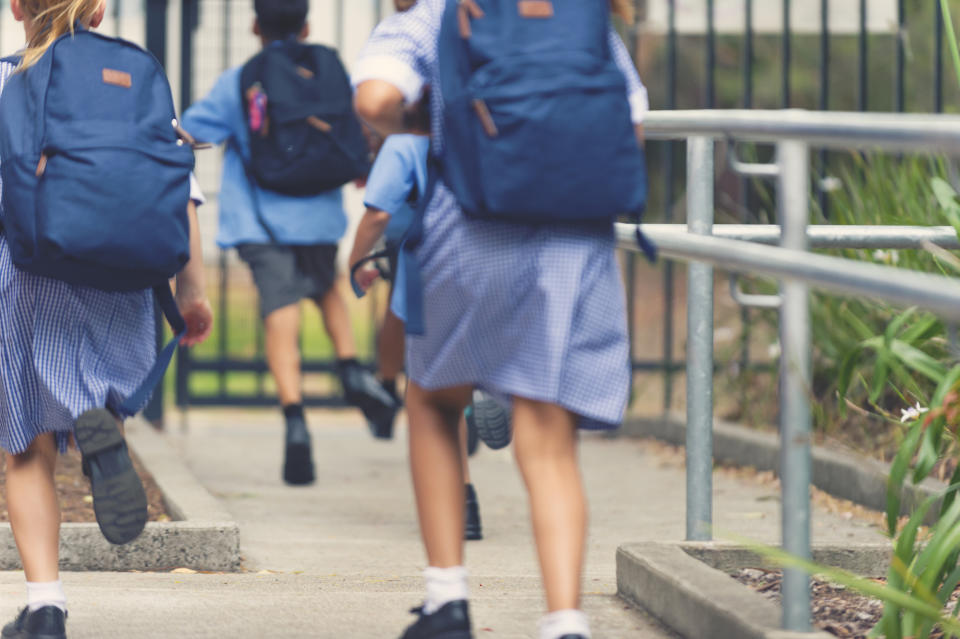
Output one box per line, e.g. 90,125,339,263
436,0,649,232
0,29,197,415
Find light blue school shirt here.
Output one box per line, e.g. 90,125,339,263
181,66,347,248
363,134,430,242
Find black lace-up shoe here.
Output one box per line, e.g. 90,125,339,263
400,600,472,639
557,636,588,639
76,408,147,545
2,606,67,639
464,484,482,541
338,362,400,427
368,386,401,440
283,414,315,485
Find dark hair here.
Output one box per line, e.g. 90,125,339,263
254,0,308,41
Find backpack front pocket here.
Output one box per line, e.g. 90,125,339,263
464,57,646,224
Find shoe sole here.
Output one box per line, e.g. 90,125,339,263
283,443,315,485
75,409,147,546
2,631,65,639
2,631,66,639
471,397,511,451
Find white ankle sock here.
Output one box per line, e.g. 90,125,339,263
26,580,66,613
423,566,468,615
538,609,591,639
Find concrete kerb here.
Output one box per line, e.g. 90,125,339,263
0,419,241,572
616,542,887,639
622,413,945,524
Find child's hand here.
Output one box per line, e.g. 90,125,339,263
176,292,213,347
354,267,381,292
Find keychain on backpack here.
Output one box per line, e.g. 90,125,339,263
246,83,269,136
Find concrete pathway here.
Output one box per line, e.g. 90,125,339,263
1,408,883,638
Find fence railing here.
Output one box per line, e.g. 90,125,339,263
619,108,960,632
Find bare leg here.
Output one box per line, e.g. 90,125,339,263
264,303,303,406
406,382,472,567
377,311,406,383
316,284,357,360
513,397,585,612
6,433,60,583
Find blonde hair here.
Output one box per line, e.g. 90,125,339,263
18,0,103,70
611,0,634,24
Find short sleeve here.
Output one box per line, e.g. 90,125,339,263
189,173,206,205
609,30,649,124
363,137,416,216
352,1,440,104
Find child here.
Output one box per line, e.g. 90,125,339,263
353,1,647,637
0,1,213,637
349,89,488,541
182,0,398,487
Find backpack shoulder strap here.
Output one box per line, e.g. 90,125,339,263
118,284,186,416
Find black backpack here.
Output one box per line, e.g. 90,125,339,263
240,41,369,196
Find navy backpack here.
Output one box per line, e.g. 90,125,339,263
240,41,370,196
436,0,649,234
0,28,197,415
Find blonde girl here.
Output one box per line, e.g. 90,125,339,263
0,2,212,637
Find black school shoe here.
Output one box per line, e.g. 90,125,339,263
338,362,400,428
367,386,401,440
283,414,315,485
464,484,482,541
2,606,67,639
400,600,472,639
76,409,147,545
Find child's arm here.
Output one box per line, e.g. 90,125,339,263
353,1,436,136
175,200,213,346
180,70,242,145
349,207,393,292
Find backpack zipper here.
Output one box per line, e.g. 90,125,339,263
458,0,485,39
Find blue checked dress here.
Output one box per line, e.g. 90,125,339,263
354,1,648,429
0,60,157,455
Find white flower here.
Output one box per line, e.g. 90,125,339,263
820,176,842,193
872,250,901,265
900,402,930,423
767,342,781,359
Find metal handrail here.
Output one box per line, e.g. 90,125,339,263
627,109,960,632
644,109,960,152
639,224,960,250
617,225,960,320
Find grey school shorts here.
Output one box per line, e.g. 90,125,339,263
236,243,338,318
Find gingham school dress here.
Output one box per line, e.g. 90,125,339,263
354,1,648,429
0,59,157,455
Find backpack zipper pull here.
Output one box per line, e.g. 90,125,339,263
458,0,485,39
472,99,498,137
35,154,47,177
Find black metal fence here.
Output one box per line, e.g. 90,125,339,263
132,0,955,418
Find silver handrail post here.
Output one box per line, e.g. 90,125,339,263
777,140,813,632
685,137,715,541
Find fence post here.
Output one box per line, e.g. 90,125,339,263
777,140,813,632
685,137,715,541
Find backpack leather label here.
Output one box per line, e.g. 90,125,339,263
518,1,554,18
102,69,132,88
